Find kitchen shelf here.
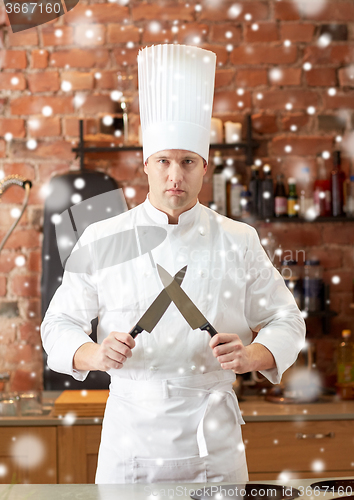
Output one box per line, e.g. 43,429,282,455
305,310,337,318
71,115,260,169
233,216,354,224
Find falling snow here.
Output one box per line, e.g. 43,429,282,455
15,255,25,267
61,81,72,92
26,139,37,150
11,435,45,468
42,106,53,117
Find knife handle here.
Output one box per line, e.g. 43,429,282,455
129,325,143,339
200,322,218,338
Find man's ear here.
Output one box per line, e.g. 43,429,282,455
143,159,148,174
203,159,208,174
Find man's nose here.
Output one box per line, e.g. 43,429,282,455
168,162,183,183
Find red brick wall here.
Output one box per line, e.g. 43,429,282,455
0,0,354,390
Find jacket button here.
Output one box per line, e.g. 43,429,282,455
191,365,196,371
149,366,157,371
199,226,205,236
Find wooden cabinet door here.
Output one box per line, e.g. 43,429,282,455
0,427,57,484
242,420,354,479
57,425,102,484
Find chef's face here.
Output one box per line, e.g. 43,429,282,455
144,149,207,224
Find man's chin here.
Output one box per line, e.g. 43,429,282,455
164,194,187,206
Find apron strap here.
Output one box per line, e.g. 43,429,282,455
196,389,245,458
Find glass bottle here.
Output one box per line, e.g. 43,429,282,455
227,175,243,217
346,175,354,218
314,156,331,217
331,150,346,217
280,259,302,309
337,330,354,385
299,166,313,219
274,173,287,218
260,164,274,219
287,177,298,218
240,185,251,219
248,165,261,217
303,259,323,312
212,151,227,216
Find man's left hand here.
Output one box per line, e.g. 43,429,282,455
209,333,276,374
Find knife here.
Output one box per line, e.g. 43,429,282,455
156,264,218,338
129,266,187,338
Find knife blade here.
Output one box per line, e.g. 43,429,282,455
129,266,187,338
156,264,218,338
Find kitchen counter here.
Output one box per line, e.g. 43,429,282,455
239,394,354,421
1,392,354,426
1,477,354,500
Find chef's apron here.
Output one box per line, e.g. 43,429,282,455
95,369,247,484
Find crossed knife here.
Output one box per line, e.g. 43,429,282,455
129,264,218,339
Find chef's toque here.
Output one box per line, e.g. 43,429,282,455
138,44,217,163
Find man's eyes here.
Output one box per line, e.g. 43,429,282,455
156,159,195,165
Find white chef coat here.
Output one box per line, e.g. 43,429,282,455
41,196,306,484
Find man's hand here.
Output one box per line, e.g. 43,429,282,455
209,333,275,374
73,331,135,372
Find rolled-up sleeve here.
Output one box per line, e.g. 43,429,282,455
41,226,98,381
243,227,306,384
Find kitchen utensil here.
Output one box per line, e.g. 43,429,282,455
156,264,218,337
310,479,354,493
0,392,20,416
0,175,32,253
53,390,109,417
19,391,43,416
41,167,125,391
129,266,187,338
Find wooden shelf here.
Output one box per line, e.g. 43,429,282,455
71,115,260,169
232,216,354,224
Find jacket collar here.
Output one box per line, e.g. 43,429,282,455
143,195,201,225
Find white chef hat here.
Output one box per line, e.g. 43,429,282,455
138,44,217,163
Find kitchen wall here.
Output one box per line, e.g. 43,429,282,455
0,0,354,391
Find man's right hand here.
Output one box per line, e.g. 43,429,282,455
73,331,135,372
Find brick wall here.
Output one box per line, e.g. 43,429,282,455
0,0,354,390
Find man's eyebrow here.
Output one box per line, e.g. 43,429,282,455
154,155,198,160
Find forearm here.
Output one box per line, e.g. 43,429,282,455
245,342,276,372
73,342,100,371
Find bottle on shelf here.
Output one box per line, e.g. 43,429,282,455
331,150,346,217
287,177,298,218
248,165,261,217
280,259,302,310
227,175,243,218
298,166,313,219
240,185,251,219
303,259,323,313
259,164,274,219
212,151,227,216
337,330,354,385
314,156,331,217
345,174,354,218
274,173,288,218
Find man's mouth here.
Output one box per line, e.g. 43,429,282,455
167,189,184,194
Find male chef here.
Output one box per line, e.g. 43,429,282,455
41,44,306,484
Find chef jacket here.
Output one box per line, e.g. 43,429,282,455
41,196,306,484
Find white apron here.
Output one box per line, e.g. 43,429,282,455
95,370,247,484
